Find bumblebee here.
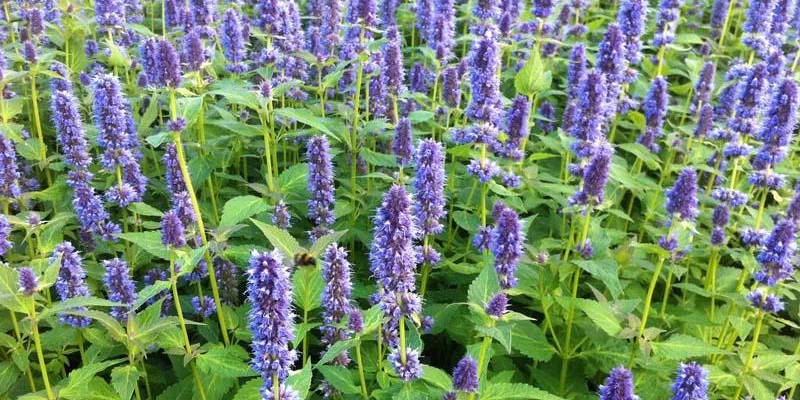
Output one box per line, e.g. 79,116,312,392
293,252,317,267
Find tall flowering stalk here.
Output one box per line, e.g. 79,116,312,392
91,74,147,208
50,75,119,245
52,242,91,328
307,136,336,240
370,185,422,382
616,0,646,82
220,8,249,73
247,250,299,399
742,0,777,57
651,0,684,74
634,168,697,358
599,366,639,400
18,268,54,400
414,139,447,297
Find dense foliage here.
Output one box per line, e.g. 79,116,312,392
0,0,799,398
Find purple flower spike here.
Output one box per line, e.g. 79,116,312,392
370,185,418,294
652,0,684,47
103,258,137,322
599,365,640,400
430,0,456,62
272,200,292,229
18,268,39,296
0,133,21,199
307,136,336,232
569,70,607,158
747,290,785,313
221,9,249,73
413,140,447,237
742,0,777,56
710,0,730,37
637,77,670,152
52,242,92,327
161,210,187,248
466,25,503,125
393,118,414,166
491,202,524,289
665,168,698,222
571,145,613,206
754,219,797,286
501,95,530,160
486,292,508,317
692,62,716,113
320,244,353,366
247,250,297,383
452,356,479,393
191,295,216,318
671,362,709,400
389,347,423,381
752,79,798,173
617,0,646,73
0,215,10,256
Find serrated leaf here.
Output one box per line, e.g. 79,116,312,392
481,383,567,400
39,296,121,320
318,365,360,394
511,320,556,362
275,108,335,137
468,265,501,308
59,359,125,399
573,258,622,299
360,147,397,167
250,219,301,258
651,334,730,360
218,195,269,233
196,346,257,378
117,231,169,260
514,51,551,96
308,230,347,256
286,362,313,399
292,265,324,311
573,298,622,337
111,365,140,400
316,339,355,367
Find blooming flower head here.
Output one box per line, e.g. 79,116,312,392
501,95,530,160
742,0,777,56
307,136,336,234
19,267,39,296
272,200,292,229
571,145,613,206
191,295,216,318
389,347,423,381
692,62,716,113
569,70,608,158
671,362,708,400
486,291,508,317
665,168,698,222
754,219,797,286
747,290,785,313
710,0,730,37
465,25,503,125
652,0,684,47
617,0,646,70
52,242,92,327
599,366,639,400
370,185,418,293
0,133,21,199
637,77,670,152
103,258,137,322
430,0,456,62
161,210,187,248
320,244,353,366
413,140,447,237
752,79,798,170
247,250,297,382
393,118,414,166
452,356,479,393
491,202,524,289
221,8,249,73
0,215,10,256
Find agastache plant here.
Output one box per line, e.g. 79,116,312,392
307,136,336,240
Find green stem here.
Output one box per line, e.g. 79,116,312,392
170,252,209,400
8,309,37,392
355,338,369,400
732,310,765,400
629,254,667,366
29,297,54,400
468,334,494,400
169,90,230,346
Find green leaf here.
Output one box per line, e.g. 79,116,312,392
360,147,397,167
514,51,551,96
232,378,262,400
218,195,269,233
468,265,501,307
422,365,452,390
208,120,263,138
0,362,20,395
154,378,194,400
0,265,26,313
285,362,313,399
481,383,567,400
196,346,257,378
318,365,360,394
308,230,347,256
511,320,556,362
208,80,259,109
618,143,661,171
408,110,434,123
39,296,121,320
477,323,513,353
117,231,169,260
572,298,622,337
133,281,171,310
573,258,622,299
651,333,730,360
127,202,164,217
111,365,141,400
250,219,301,258
59,359,125,399
292,266,325,311
315,339,355,367
275,108,335,137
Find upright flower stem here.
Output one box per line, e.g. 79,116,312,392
28,298,54,400
733,310,765,400
717,0,736,45
468,321,495,400
168,90,230,346
126,318,143,400
29,72,52,187
355,337,369,400
559,205,593,395
169,252,208,400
